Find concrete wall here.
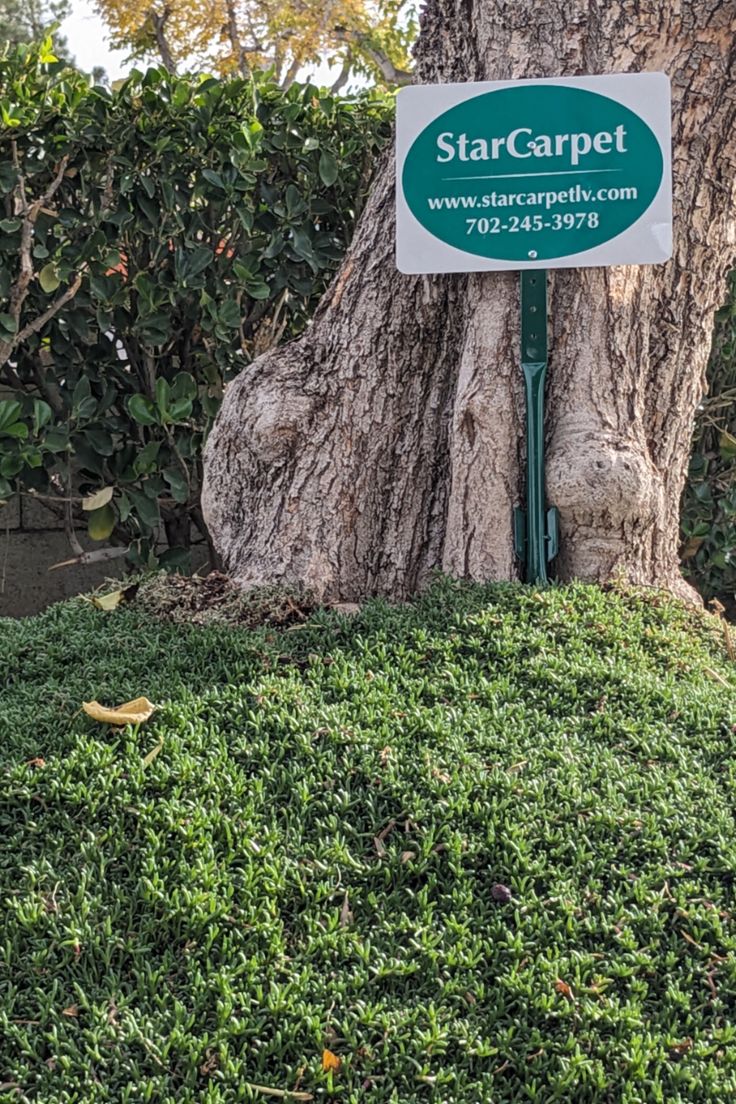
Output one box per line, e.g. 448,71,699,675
0,494,124,618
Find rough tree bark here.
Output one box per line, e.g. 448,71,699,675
203,0,736,603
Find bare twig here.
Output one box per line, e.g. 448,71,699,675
14,271,85,347
49,546,129,571
0,151,87,370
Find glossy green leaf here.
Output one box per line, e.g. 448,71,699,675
201,168,224,189
127,395,159,426
87,502,116,540
318,149,338,186
38,263,60,293
0,400,22,432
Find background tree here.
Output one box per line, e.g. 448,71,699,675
202,0,736,603
93,0,415,89
0,0,73,62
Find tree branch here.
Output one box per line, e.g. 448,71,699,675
224,0,248,74
281,55,301,89
147,6,176,73
0,151,80,369
16,271,84,345
331,27,412,85
330,49,352,93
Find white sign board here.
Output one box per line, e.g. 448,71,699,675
396,72,672,273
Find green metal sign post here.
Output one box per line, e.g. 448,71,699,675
513,271,559,583
395,73,672,585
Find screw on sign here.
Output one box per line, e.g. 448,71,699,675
395,73,672,583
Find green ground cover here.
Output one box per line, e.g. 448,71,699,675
2,580,736,1103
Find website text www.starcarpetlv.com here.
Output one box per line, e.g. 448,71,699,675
425,182,640,237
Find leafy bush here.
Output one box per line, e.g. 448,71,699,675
0,40,391,569
2,580,736,1101
681,272,736,603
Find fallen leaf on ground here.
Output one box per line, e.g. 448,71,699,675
373,819,396,858
431,766,451,783
83,584,139,611
91,591,124,611
62,1004,79,1017
703,666,729,687
199,1049,219,1076
26,757,46,768
142,741,164,768
322,1049,341,1072
82,697,156,725
339,892,353,928
555,979,574,1001
244,1084,313,1101
668,1038,693,1060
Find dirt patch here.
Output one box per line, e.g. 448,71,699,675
132,571,316,628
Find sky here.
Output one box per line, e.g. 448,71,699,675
60,0,129,80
60,0,339,85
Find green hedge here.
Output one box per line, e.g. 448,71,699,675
0,40,391,569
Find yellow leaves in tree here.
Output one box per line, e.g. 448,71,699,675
94,0,415,88
82,697,156,726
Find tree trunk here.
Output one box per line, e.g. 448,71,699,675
148,7,176,74
203,0,736,603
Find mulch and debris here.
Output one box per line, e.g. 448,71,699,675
130,571,317,628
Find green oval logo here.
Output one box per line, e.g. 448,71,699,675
402,84,664,263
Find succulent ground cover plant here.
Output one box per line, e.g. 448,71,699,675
2,578,736,1102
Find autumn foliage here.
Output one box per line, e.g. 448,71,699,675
94,0,417,89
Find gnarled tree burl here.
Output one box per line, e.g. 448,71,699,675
203,0,736,602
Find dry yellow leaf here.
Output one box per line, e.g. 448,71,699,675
142,741,164,768
62,1004,79,1017
321,1049,341,1072
82,486,114,511
555,978,574,1001
92,590,124,611
244,1085,313,1101
82,697,156,725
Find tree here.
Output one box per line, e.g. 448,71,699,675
93,0,415,89
202,0,736,603
0,0,73,62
